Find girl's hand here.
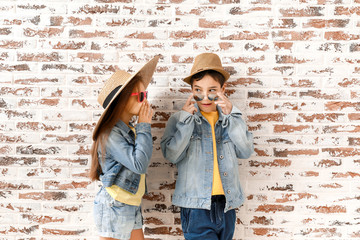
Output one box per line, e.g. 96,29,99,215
215,92,232,115
138,100,154,123
182,94,197,114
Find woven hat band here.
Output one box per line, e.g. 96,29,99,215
97,71,132,107
102,85,122,108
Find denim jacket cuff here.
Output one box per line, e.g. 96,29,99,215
222,106,243,128
135,122,151,134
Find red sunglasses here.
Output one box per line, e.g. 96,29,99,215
131,91,148,103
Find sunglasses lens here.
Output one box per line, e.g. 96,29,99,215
208,94,218,101
140,92,144,102
193,94,204,101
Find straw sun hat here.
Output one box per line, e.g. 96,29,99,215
183,53,230,85
92,56,159,140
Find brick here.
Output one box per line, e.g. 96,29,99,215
175,6,220,16
325,101,360,111
229,6,272,15
170,30,208,40
42,227,87,235
248,113,286,122
19,192,67,201
221,31,269,40
39,40,87,50
323,148,360,157
271,19,297,29
274,148,319,157
123,5,172,16
248,227,291,237
276,193,318,203
14,76,64,85
71,4,121,14
20,213,65,224
17,3,66,14
300,228,342,238
0,225,39,235
255,204,295,213
299,90,343,100
199,18,229,28
325,31,360,41
144,226,182,236
334,6,360,16
307,205,346,214
0,157,38,167
303,19,350,28
244,43,270,52
40,157,88,167
44,180,93,190
272,30,321,41
279,7,324,17
69,29,115,38
297,113,346,123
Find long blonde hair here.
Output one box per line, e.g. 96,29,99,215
89,78,139,181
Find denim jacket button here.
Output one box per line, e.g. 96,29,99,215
227,190,231,194
220,155,224,159
217,139,220,143
223,172,228,176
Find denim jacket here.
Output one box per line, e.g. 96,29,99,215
98,120,152,194
160,104,254,212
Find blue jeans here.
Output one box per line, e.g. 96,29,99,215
180,195,236,240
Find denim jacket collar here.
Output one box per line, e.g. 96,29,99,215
114,120,135,143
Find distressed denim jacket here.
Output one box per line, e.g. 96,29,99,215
98,120,152,194
160,104,254,212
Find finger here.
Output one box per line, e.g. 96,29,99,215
217,104,226,109
149,108,154,118
186,94,194,105
139,101,146,115
217,92,228,101
214,100,225,105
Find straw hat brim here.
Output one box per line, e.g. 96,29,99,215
183,67,230,85
92,56,159,140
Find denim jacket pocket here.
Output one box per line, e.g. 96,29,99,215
223,137,238,167
186,133,201,157
109,198,126,208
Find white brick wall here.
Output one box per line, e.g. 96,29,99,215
0,0,360,239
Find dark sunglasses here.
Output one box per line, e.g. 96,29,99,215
193,93,218,102
131,91,148,103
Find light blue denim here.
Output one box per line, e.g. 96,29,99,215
160,104,254,212
93,120,152,239
98,120,152,193
94,187,143,240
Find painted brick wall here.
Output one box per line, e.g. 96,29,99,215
0,0,359,239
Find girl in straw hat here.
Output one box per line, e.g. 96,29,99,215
90,56,159,240
161,53,254,240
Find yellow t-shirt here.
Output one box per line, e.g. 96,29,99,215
105,126,146,206
201,111,225,196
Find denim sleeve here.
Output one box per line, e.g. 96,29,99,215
160,110,195,164
223,106,254,159
106,122,152,174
